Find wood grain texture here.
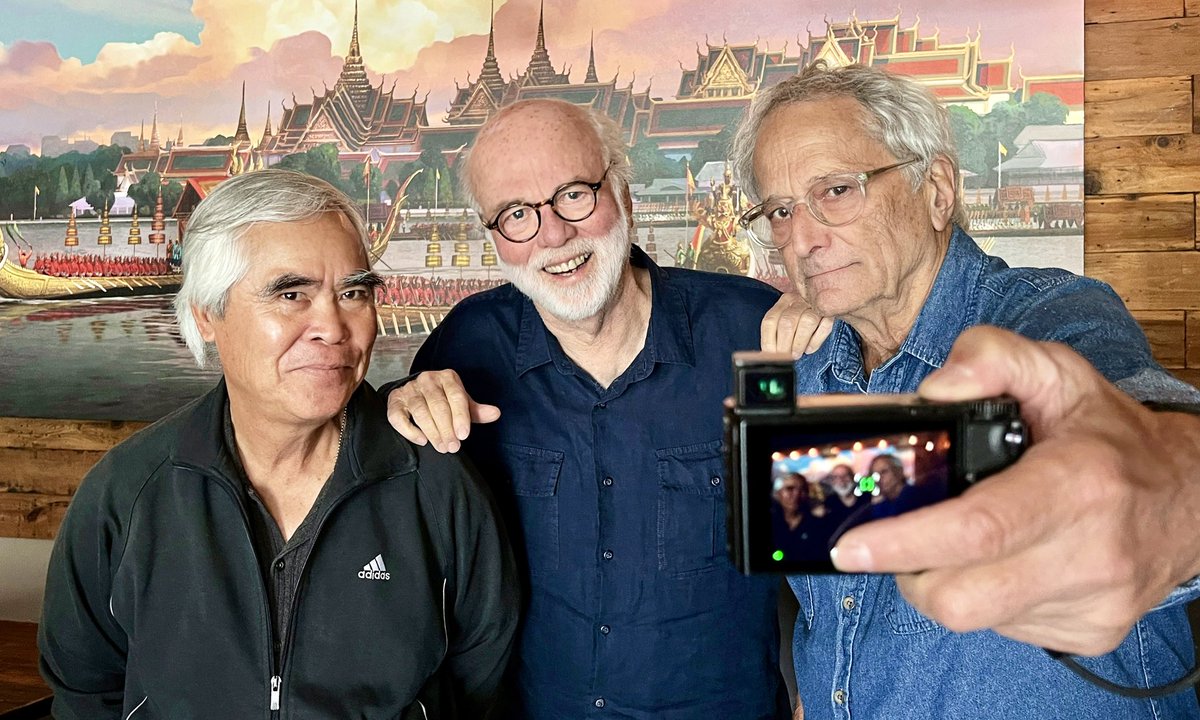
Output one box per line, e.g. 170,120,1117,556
1084,194,1195,252
1189,312,1200,367
1084,77,1192,138
1133,311,1187,367
0,417,144,452
0,494,72,540
1085,18,1200,81
1085,134,1200,195
1085,0,1184,23
0,621,49,714
1086,251,1200,310
1189,0,1200,17
1171,369,1200,388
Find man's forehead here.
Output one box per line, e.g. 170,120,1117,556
472,108,604,208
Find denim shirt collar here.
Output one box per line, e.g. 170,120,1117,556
513,243,696,377
809,226,986,387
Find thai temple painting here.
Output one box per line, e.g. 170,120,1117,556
0,0,1082,421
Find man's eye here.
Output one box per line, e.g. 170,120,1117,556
821,184,853,199
342,288,370,301
560,190,584,202
506,207,527,222
765,205,792,223
280,291,301,301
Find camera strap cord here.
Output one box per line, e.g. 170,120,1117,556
1047,650,1200,699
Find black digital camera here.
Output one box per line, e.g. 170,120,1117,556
725,352,1027,574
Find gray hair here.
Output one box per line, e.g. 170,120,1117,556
173,169,370,367
458,99,632,219
730,61,967,230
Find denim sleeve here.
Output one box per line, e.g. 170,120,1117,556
990,274,1157,384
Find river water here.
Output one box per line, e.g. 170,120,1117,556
0,217,1081,421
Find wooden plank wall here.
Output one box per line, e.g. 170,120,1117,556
1084,0,1200,388
2,1,1200,540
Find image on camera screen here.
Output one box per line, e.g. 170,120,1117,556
766,429,952,566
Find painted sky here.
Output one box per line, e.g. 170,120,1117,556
0,0,1082,153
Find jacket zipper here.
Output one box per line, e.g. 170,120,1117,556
179,449,369,718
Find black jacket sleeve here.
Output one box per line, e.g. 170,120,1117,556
421,448,520,717
38,451,145,719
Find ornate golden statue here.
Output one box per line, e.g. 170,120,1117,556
690,165,751,275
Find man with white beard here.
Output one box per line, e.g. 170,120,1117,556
386,99,818,719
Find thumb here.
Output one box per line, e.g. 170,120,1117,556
919,326,1039,402
469,401,502,424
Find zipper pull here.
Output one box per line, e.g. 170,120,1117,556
270,675,281,711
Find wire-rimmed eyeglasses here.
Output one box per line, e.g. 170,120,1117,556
738,158,920,250
483,166,611,243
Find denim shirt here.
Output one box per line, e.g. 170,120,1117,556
411,246,787,720
788,228,1200,719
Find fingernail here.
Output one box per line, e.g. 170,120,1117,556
830,542,872,572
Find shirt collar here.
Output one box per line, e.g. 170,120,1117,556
809,227,986,384
514,243,695,376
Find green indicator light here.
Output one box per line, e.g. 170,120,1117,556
859,476,877,493
772,550,785,562
757,377,787,400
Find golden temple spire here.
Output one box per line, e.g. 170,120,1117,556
234,81,251,146
336,0,373,110
585,29,599,84
150,102,160,150
477,0,506,97
127,207,142,245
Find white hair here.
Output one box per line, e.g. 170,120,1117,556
173,169,370,367
730,60,968,230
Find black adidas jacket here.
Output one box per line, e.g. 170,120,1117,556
38,381,519,719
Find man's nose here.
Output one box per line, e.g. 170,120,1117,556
785,204,830,258
308,296,350,344
534,207,575,248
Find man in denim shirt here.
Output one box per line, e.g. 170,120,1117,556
729,61,1200,718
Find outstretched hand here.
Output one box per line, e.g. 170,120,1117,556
386,369,501,453
831,326,1200,655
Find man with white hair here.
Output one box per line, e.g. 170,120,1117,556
386,99,805,718
730,60,1200,718
39,169,518,719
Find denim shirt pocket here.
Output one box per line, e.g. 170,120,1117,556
883,575,945,635
497,442,564,579
656,439,728,578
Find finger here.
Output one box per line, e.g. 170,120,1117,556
786,312,820,359
433,373,478,440
830,456,1055,574
405,389,461,453
804,316,835,355
760,303,783,352
469,401,502,424
386,401,430,446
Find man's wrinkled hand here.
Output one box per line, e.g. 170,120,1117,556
760,292,833,358
830,326,1200,656
385,369,501,453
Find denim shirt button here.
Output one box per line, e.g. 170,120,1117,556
833,689,846,705
603,476,614,487
594,698,606,709
841,595,856,611
602,549,614,560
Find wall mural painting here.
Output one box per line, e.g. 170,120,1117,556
0,0,1083,421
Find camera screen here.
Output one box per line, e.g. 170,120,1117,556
749,424,955,571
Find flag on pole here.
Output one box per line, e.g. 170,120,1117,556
363,156,372,181
685,162,696,194
998,142,1008,157
435,168,441,182
33,186,40,196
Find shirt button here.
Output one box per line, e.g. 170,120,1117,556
710,476,721,486
833,689,846,705
594,698,606,708
597,402,607,409
602,549,614,560
841,595,856,611
274,559,285,572
599,624,611,635
603,477,614,487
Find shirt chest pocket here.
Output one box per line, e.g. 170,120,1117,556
656,440,728,578
497,442,564,579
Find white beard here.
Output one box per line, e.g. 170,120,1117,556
497,215,632,324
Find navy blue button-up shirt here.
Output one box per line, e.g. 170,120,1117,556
412,246,786,719
788,228,1200,719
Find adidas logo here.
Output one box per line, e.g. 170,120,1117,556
357,553,391,581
